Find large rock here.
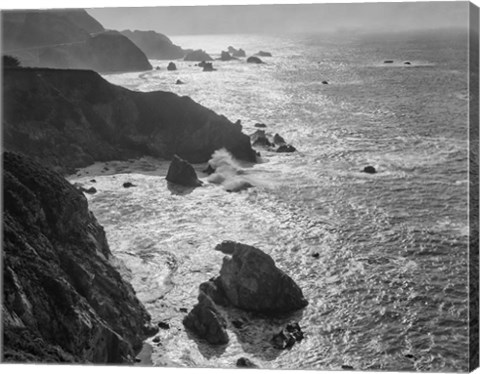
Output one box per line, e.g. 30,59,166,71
220,51,235,61
2,11,151,73
166,155,203,187
213,241,308,314
2,152,155,363
183,292,229,345
167,62,177,71
184,49,213,61
3,68,256,173
121,30,185,60
250,130,273,147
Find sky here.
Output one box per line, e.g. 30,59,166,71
86,1,470,35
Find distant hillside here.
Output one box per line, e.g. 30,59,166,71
2,9,152,72
121,29,185,60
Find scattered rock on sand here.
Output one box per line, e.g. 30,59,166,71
166,155,203,187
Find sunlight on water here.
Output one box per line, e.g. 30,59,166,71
89,31,469,371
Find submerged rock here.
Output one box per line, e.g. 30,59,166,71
213,241,308,313
183,292,229,345
276,144,296,153
157,322,170,330
363,166,376,174
167,62,177,71
166,155,203,187
247,56,263,64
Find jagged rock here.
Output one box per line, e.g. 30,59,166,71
183,292,229,345
185,50,213,61
232,48,246,58
3,68,256,173
255,51,272,57
203,164,215,175
273,133,286,145
175,79,184,85
247,56,263,64
2,152,154,363
203,62,216,71
120,30,185,60
276,144,296,153
123,182,136,188
254,123,267,128
272,323,304,349
167,62,177,71
84,186,97,194
236,357,258,368
363,166,376,174
166,155,202,187
250,130,273,147
213,241,308,314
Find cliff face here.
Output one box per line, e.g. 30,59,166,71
3,68,256,173
2,151,155,363
121,30,185,60
2,10,152,73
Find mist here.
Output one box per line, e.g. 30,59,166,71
87,2,469,35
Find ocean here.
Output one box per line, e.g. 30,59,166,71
70,30,470,371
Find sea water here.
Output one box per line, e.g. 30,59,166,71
71,30,470,371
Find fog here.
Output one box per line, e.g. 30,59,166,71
87,2,469,35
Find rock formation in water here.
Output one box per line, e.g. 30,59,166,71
247,56,263,64
363,166,377,174
3,67,256,173
2,151,156,363
184,49,213,61
213,241,308,313
166,155,203,187
228,46,246,58
219,51,236,61
2,10,151,72
121,30,185,60
276,144,297,153
251,130,273,147
202,62,216,71
167,62,177,71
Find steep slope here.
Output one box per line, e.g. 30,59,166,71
3,67,256,173
2,10,151,72
121,30,185,60
2,151,156,363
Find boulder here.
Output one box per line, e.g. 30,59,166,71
404,61,411,65
213,241,308,314
236,357,258,368
183,292,229,345
273,133,286,145
256,51,272,57
167,62,177,71
247,56,263,64
384,60,394,64
166,155,203,187
202,62,216,72
363,166,376,174
250,130,273,147
185,49,213,61
322,80,329,85
272,322,304,349
276,144,296,153
123,182,136,188
254,123,267,128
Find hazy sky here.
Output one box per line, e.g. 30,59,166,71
87,1,469,35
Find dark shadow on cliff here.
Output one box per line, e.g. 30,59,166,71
166,181,197,195
223,306,306,361
184,329,227,359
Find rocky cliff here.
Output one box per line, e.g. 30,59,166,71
121,30,185,60
2,10,151,72
3,67,256,173
2,151,156,363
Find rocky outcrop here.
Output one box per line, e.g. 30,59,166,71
185,49,213,61
166,155,203,187
212,241,308,314
271,322,304,349
120,30,185,60
255,51,272,57
2,10,151,73
3,68,256,173
2,151,155,363
227,46,246,57
247,56,263,64
183,292,229,345
220,51,235,61
167,62,177,71
250,130,273,147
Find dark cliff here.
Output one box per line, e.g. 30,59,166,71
3,68,256,173
2,10,152,73
121,30,185,60
2,151,155,363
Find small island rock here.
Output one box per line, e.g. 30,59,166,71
166,155,203,187
167,62,177,71
247,56,263,64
